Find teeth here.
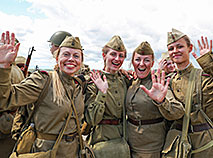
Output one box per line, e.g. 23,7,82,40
66,65,75,68
138,68,145,71
112,62,120,66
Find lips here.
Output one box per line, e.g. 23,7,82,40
65,63,76,68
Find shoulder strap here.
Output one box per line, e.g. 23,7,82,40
20,72,52,131
196,70,213,127
181,68,197,142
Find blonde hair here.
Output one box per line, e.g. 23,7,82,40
51,70,69,106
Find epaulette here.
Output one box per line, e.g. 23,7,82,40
40,70,49,76
202,73,210,77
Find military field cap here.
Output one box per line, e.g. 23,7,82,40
59,36,83,50
105,35,126,52
134,41,154,55
15,56,26,64
167,28,186,45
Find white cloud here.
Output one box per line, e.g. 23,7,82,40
1,0,213,70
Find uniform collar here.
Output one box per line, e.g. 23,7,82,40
177,63,194,76
58,69,74,85
138,72,151,84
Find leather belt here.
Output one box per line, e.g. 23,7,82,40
37,131,78,142
99,119,122,125
173,123,212,133
128,117,164,126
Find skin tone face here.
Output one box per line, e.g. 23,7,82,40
56,47,82,76
50,43,59,54
102,48,126,74
166,60,176,73
167,37,193,70
132,53,154,79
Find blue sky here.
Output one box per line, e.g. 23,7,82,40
1,0,213,70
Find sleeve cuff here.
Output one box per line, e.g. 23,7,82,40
152,98,166,107
197,51,213,71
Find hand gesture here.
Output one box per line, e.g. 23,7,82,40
90,70,108,94
140,69,170,103
0,31,20,68
192,36,212,59
158,58,167,70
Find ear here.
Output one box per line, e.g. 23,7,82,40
151,60,155,67
102,52,106,59
189,44,193,53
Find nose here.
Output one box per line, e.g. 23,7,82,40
140,60,145,66
115,55,119,60
68,55,74,61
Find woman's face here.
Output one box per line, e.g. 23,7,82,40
167,37,192,68
102,48,126,73
132,53,154,79
56,47,82,76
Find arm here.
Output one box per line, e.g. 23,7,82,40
141,69,185,120
84,70,108,126
192,36,213,76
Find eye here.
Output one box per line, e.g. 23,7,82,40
144,59,151,63
119,54,125,58
177,45,183,49
135,58,141,62
63,52,70,57
110,52,116,57
74,54,80,59
168,47,174,51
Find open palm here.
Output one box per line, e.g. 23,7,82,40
140,69,170,103
0,31,19,67
90,70,108,94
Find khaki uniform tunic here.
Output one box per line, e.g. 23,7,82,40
85,71,128,146
0,64,24,158
0,68,84,158
162,52,213,158
126,73,185,158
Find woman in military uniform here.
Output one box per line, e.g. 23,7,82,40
162,28,213,158
0,31,102,158
126,41,185,158
84,35,130,157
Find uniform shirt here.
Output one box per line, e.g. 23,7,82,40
126,73,184,153
85,71,128,145
162,51,213,158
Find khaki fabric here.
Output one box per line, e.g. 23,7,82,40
162,52,213,158
134,41,154,55
0,64,24,158
167,28,186,45
126,73,184,156
105,35,126,52
0,68,85,157
59,36,82,50
131,150,161,158
85,71,128,146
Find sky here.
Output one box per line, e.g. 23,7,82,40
1,0,213,70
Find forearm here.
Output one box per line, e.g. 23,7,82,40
85,90,107,126
197,51,213,76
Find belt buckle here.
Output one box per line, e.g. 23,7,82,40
190,125,194,133
64,135,74,142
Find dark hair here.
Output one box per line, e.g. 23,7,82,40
183,35,191,47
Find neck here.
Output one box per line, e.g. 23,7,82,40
177,61,190,70
103,68,117,74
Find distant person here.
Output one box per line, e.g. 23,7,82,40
158,51,176,77
48,31,72,58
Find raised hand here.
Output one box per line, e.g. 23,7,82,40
140,69,170,103
90,70,108,94
0,31,20,68
192,36,212,59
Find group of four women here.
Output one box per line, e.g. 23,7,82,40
0,28,212,158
